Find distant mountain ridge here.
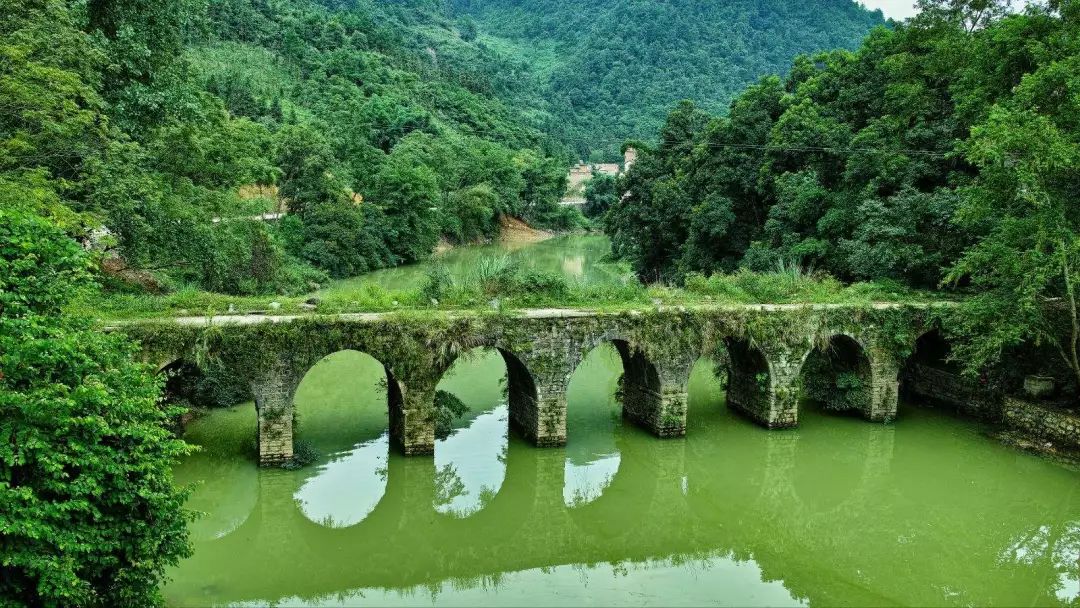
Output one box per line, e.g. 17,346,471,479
450,0,885,160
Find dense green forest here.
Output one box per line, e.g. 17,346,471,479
2,0,581,602
3,0,578,297
450,0,885,160
3,0,1080,604
603,0,1079,386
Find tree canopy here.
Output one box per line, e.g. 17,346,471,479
451,0,885,161
0,208,191,606
603,0,1080,387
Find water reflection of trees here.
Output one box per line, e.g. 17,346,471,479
1002,521,1080,603
171,398,1080,608
433,464,467,511
293,433,390,529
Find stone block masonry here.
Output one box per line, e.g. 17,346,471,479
122,304,934,466
1002,398,1080,450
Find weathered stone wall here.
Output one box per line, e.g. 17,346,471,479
125,305,932,466
251,357,299,466
906,364,998,419
727,338,787,428
903,364,1080,450
865,345,900,423
1002,398,1080,450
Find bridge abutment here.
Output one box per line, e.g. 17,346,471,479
508,350,572,448
390,376,436,456
866,346,900,423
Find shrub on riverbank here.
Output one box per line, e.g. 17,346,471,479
1,210,191,606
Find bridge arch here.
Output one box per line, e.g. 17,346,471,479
901,328,990,416
572,332,695,439
725,337,782,426
799,334,874,417
252,348,408,466
429,347,515,519
159,358,196,404
611,339,665,432
561,342,625,508
435,345,548,443
293,349,402,442
793,332,900,423
288,350,396,529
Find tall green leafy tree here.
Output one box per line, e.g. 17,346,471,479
84,0,193,87
373,156,441,263
604,100,709,280
1,0,106,199
0,209,191,606
948,52,1080,387
582,173,619,219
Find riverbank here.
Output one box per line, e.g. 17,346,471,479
435,217,555,255
82,239,947,320
908,364,1080,461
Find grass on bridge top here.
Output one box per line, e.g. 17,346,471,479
81,260,950,320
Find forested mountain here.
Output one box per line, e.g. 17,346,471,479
3,0,575,296
450,0,885,160
603,0,1080,382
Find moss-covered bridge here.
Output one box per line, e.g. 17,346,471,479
117,304,940,466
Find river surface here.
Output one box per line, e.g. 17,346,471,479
317,234,627,294
166,236,1080,607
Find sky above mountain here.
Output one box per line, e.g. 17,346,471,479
861,0,918,19
862,0,1028,20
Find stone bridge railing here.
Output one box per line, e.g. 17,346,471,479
116,304,939,466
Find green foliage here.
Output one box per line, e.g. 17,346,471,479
281,441,320,470
946,47,1080,388
452,0,883,161
443,185,499,243
0,209,191,606
802,356,870,413
434,390,470,439
2,0,573,300
290,202,395,280
606,2,1080,397
583,174,619,219
608,4,1052,284
373,157,442,264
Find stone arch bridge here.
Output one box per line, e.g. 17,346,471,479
118,304,939,466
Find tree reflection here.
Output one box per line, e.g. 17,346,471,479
1002,521,1080,604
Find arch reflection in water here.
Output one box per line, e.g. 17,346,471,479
563,343,623,507
173,407,259,542
434,349,509,517
291,350,391,528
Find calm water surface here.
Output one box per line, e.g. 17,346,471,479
316,234,627,293
167,238,1080,607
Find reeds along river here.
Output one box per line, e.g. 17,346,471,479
165,236,1080,607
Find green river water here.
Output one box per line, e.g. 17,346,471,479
166,236,1080,607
